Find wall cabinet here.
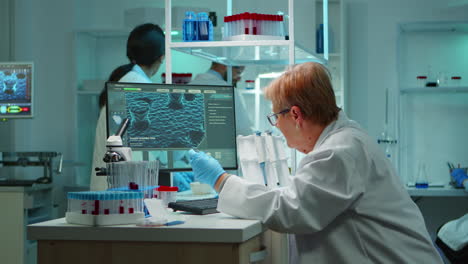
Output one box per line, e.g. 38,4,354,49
0,185,53,264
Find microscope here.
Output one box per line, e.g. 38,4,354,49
95,118,132,176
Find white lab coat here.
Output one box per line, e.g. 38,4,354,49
190,70,255,136
218,111,443,264
90,65,151,191
437,213,468,251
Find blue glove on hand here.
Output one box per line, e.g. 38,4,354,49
173,172,195,192
189,149,226,188
451,168,468,188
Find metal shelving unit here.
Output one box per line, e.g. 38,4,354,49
164,0,332,176
164,0,329,83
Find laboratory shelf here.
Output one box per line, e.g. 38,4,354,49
400,22,468,33
238,91,257,95
400,87,468,94
170,40,325,65
170,40,291,48
406,186,467,197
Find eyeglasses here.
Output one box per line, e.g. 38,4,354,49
267,108,290,126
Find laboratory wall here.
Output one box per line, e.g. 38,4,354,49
345,0,468,238
3,0,468,241
0,0,14,149
6,0,75,214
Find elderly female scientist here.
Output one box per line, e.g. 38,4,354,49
189,62,443,263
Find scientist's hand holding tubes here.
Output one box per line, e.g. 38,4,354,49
188,149,228,191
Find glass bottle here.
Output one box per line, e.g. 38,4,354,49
437,71,448,87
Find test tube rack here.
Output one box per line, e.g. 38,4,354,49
65,191,145,226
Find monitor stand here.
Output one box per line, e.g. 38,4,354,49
158,171,174,187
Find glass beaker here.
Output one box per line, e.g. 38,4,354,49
415,161,429,188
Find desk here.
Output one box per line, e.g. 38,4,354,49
406,186,468,197
28,214,268,264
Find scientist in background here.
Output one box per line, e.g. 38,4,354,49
190,62,255,136
189,62,443,263
91,23,165,191
90,23,167,191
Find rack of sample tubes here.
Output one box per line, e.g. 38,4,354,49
106,160,159,198
223,12,286,40
65,191,145,226
65,160,160,226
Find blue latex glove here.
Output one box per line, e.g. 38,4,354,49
173,172,194,192
451,168,468,188
188,149,226,188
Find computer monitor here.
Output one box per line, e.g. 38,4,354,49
106,82,238,171
0,62,34,118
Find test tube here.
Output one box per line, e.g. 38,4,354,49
119,194,125,214
416,76,427,87
234,14,240,36
451,76,462,87
103,193,110,215
245,13,252,35
67,193,72,213
81,194,88,214
252,13,257,35
279,15,285,37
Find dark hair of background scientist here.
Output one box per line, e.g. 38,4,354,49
98,23,165,108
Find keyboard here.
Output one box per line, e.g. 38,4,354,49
168,198,219,215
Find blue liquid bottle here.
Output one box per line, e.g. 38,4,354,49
316,24,324,54
197,12,213,41
183,11,197,42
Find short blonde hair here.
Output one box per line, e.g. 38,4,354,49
264,62,340,125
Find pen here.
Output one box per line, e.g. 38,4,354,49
447,162,453,170
165,220,185,226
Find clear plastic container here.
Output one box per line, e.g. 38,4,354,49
451,76,462,87
245,80,255,90
437,71,448,87
156,186,178,206
416,76,427,87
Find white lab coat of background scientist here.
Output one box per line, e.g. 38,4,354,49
91,64,153,190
